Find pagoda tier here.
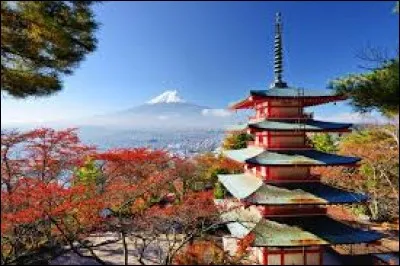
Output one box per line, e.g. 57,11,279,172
218,173,367,205
230,88,346,110
218,204,383,247
228,119,352,133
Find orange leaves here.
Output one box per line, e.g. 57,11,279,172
94,148,169,163
173,240,226,265
236,233,255,258
1,128,95,188
145,190,217,229
1,178,105,236
193,153,243,183
218,157,243,173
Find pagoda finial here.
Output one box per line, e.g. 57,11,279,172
271,12,288,88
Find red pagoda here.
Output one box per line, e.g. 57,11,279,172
216,12,383,265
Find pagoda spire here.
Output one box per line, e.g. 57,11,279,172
271,12,288,88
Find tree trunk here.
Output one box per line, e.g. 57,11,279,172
121,231,129,265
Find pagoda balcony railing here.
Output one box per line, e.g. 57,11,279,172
247,142,312,150
262,174,322,183
249,112,314,121
245,172,322,181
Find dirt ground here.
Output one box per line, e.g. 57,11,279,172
50,207,399,265
50,233,184,265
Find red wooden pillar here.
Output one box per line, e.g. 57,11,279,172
262,247,269,265
280,248,285,265
267,131,271,148
319,246,324,265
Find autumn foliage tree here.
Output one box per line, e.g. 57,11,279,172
91,148,228,265
192,152,243,188
222,132,254,150
314,126,399,221
1,128,101,265
1,128,249,265
173,233,255,265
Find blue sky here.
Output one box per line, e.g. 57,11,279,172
1,1,398,125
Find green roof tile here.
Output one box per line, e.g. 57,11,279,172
250,87,336,98
218,174,368,204
219,205,383,246
223,148,360,166
218,173,263,199
227,120,352,132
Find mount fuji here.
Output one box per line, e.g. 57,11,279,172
146,90,186,104
76,90,235,130
2,90,243,154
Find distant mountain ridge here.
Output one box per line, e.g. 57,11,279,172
1,90,234,154
76,90,235,130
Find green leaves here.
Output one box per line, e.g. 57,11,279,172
330,59,399,117
330,3,399,117
213,182,225,199
222,132,254,150
73,157,101,187
309,133,338,153
1,1,99,98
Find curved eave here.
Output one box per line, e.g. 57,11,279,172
220,206,383,247
229,94,347,110
223,147,361,166
229,96,254,110
248,182,368,205
227,121,352,133
249,120,352,132
218,173,368,205
255,216,384,246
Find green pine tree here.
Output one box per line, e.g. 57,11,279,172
1,1,99,98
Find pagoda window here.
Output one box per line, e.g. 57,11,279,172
261,166,267,177
262,247,323,265
252,166,257,175
263,135,268,145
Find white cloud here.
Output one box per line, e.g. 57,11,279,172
201,108,232,117
314,111,389,124
158,115,169,120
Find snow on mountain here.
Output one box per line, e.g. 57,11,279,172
146,90,186,104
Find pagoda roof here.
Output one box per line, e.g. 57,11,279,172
251,87,337,98
220,206,383,247
230,87,346,109
223,147,360,166
228,119,352,132
218,173,367,205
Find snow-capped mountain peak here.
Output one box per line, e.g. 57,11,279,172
147,90,186,104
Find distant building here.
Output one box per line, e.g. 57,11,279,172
215,12,383,265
